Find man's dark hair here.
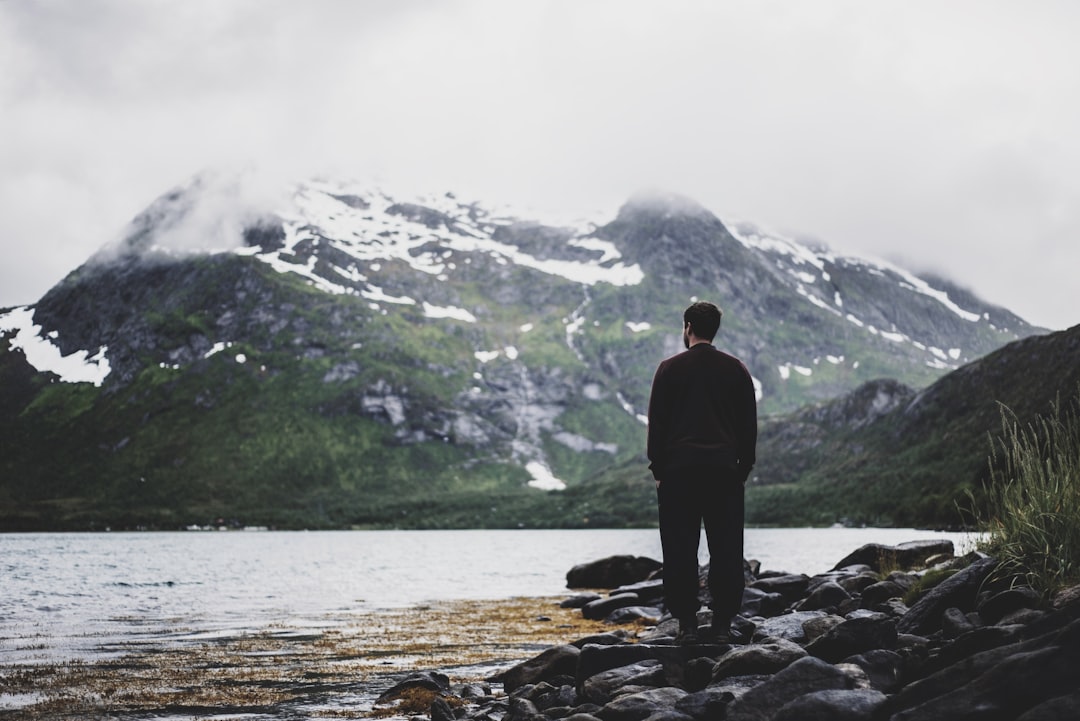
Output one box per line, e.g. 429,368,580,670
684,301,723,341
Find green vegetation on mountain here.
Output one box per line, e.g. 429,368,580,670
0,181,1059,531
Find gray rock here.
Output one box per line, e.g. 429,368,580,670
596,687,688,721
771,688,887,721
712,638,807,680
860,579,907,607
571,631,631,648
844,649,906,692
506,696,541,720
740,587,786,618
605,605,662,625
896,556,998,636
581,660,665,705
610,579,665,602
839,572,881,595
801,614,844,643
562,593,603,608
1015,692,1080,721
376,670,450,703
884,618,1080,720
725,656,855,721
977,586,1042,624
941,606,977,638
796,580,852,611
577,644,727,696
495,644,581,692
831,539,955,572
749,574,810,603
754,610,827,643
567,556,663,589
583,593,641,621
674,686,737,719
806,615,898,663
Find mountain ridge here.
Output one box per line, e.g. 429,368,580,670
0,174,1052,530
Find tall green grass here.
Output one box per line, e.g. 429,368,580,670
968,388,1080,595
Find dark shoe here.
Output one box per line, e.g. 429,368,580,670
708,617,732,644
675,618,699,645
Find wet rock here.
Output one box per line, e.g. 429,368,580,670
595,686,688,721
712,638,807,680
604,606,662,625
674,685,737,718
748,574,810,604
583,593,641,620
740,587,786,617
581,660,665,705
843,648,905,693
796,580,851,611
941,606,978,638
771,688,886,721
724,656,854,721
977,586,1042,624
754,610,827,643
896,556,998,636
494,644,581,692
883,618,1080,720
1015,692,1080,721
567,556,662,589
562,593,603,609
376,670,450,703
570,631,631,649
609,579,665,603
804,614,897,663
831,539,955,572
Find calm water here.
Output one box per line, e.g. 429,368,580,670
0,527,976,664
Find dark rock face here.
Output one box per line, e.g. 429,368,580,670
375,541,1080,721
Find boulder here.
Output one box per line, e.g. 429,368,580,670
896,556,998,636
375,670,450,704
567,555,663,589
749,574,810,604
977,586,1042,624
583,593,641,621
595,687,688,721
493,644,581,692
724,656,855,721
804,615,898,663
843,649,906,693
712,639,807,680
830,539,955,572
771,688,887,721
796,580,851,611
754,610,827,643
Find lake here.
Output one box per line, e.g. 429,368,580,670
0,527,977,665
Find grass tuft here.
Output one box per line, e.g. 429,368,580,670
965,386,1080,597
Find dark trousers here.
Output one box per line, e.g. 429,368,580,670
657,466,745,623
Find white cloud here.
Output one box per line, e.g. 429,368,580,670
1,1,1078,330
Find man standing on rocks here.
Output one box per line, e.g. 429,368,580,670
647,301,757,644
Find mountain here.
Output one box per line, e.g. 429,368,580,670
745,324,1080,527
0,174,1046,530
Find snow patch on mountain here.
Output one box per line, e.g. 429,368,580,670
0,307,111,386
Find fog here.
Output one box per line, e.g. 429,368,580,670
2,1,1078,329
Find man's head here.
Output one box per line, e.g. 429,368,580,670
683,301,722,347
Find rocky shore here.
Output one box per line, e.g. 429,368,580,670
375,540,1080,720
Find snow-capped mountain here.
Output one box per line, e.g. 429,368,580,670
0,174,1045,530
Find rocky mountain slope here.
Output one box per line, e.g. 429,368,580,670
0,174,1047,530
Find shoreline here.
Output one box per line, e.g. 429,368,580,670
0,596,613,719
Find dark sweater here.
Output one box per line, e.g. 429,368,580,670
646,343,757,480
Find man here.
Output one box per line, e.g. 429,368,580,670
647,301,757,644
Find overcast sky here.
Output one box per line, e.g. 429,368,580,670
2,1,1077,330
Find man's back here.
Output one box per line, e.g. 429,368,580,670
647,343,757,479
